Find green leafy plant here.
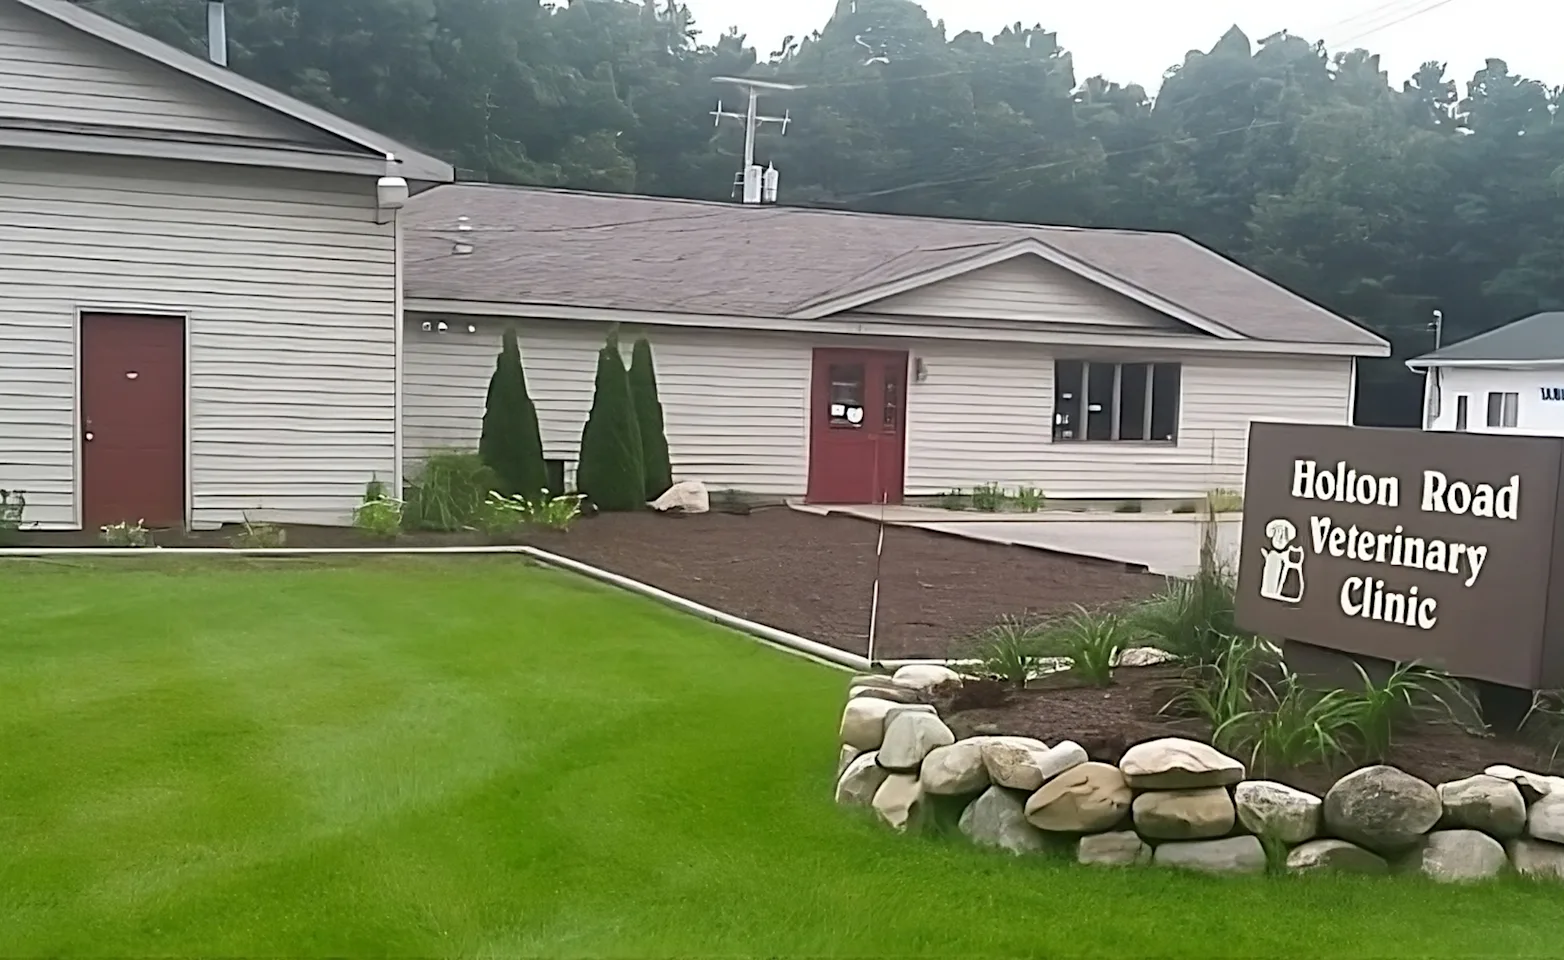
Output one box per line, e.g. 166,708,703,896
1240,668,1363,774
628,337,673,500
937,488,968,511
0,488,24,544
1134,505,1244,666
970,482,1006,512
1520,690,1564,772
1161,635,1264,740
406,450,496,532
576,331,646,512
480,489,586,536
479,327,549,500
1012,486,1045,512
1036,605,1141,687
354,493,404,539
1206,488,1244,513
99,519,150,547
1347,662,1474,761
971,615,1044,686
231,514,286,549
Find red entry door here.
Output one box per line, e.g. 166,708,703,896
81,313,186,530
807,348,908,505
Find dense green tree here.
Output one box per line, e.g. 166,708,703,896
576,333,645,511
478,327,548,499
85,0,1564,426
628,337,673,499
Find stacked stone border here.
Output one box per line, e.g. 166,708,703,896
837,666,1564,881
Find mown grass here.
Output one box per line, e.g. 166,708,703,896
1,556,1562,958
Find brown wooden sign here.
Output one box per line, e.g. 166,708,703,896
1236,422,1564,689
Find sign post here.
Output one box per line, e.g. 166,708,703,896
1236,423,1564,693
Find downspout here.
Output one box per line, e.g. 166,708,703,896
392,206,405,499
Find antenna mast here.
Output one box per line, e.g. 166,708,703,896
711,76,802,204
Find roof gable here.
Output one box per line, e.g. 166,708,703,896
1408,312,1564,367
3,0,451,182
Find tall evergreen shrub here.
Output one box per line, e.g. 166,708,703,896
628,337,673,499
478,327,548,498
576,332,645,511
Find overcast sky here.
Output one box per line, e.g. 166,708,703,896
679,0,1556,92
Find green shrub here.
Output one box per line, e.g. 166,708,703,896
480,490,586,535
0,488,23,544
99,520,151,547
576,332,646,511
354,492,403,538
971,615,1044,686
971,483,1006,512
1037,605,1141,687
937,489,968,510
479,327,549,500
406,450,496,532
1013,486,1045,512
1207,488,1244,513
628,337,673,500
231,514,286,549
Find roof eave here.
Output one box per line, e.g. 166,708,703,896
13,0,454,183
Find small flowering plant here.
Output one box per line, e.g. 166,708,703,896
100,519,151,547
479,489,586,536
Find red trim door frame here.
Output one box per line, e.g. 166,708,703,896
806,348,908,505
80,313,187,530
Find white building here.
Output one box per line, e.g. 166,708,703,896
403,185,1390,506
0,0,451,531
1408,312,1564,436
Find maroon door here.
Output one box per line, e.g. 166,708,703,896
806,348,908,504
81,314,186,530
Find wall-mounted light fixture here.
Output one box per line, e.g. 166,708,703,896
375,176,409,225
914,357,928,383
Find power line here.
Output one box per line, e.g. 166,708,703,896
1311,0,1431,37
1329,0,1466,47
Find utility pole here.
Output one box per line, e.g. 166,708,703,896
711,76,801,204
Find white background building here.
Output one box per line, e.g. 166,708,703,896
1409,312,1564,436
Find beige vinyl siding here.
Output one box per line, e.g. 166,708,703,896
0,148,395,528
903,341,1353,498
0,0,327,142
404,318,811,495
863,256,1184,330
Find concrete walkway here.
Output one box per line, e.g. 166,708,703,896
791,503,1242,578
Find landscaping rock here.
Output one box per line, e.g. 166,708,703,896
1132,787,1236,840
1024,761,1132,833
835,752,889,807
891,664,962,692
838,744,863,777
1234,780,1322,844
872,773,924,831
1286,839,1388,875
877,712,955,773
920,740,990,795
884,703,938,728
1526,793,1564,844
1115,647,1177,667
1119,737,1245,790
1078,830,1152,866
1485,764,1564,803
839,697,901,751
1506,838,1564,880
849,683,924,704
1403,829,1507,883
959,786,1046,855
1438,774,1526,838
983,739,1084,792
1323,765,1441,853
1152,836,1266,876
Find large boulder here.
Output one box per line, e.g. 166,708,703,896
1526,793,1564,844
1132,788,1236,840
838,744,864,777
877,711,955,773
1024,761,1132,833
872,773,924,831
920,740,991,795
1152,836,1266,876
1119,737,1245,789
836,751,890,807
959,786,1046,855
983,739,1084,792
1485,764,1564,803
1506,838,1564,880
1403,829,1507,883
1323,765,1441,853
1234,780,1322,844
839,697,901,751
1437,774,1526,838
1078,830,1152,866
848,683,924,705
1286,838,1389,875
892,664,962,692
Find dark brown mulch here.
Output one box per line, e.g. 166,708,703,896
933,667,1560,795
10,508,1163,659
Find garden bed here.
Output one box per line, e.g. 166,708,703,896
8,508,1164,659
934,667,1561,794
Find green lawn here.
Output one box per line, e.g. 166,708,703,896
1,556,1561,958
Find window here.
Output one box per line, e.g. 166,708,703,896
1454,394,1469,431
1486,391,1518,429
882,363,900,430
828,363,865,427
1052,360,1181,442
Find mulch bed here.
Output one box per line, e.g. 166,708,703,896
934,667,1561,794
9,507,1163,659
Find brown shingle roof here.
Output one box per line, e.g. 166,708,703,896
405,184,1387,350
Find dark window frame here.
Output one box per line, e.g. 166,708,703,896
1052,359,1182,443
